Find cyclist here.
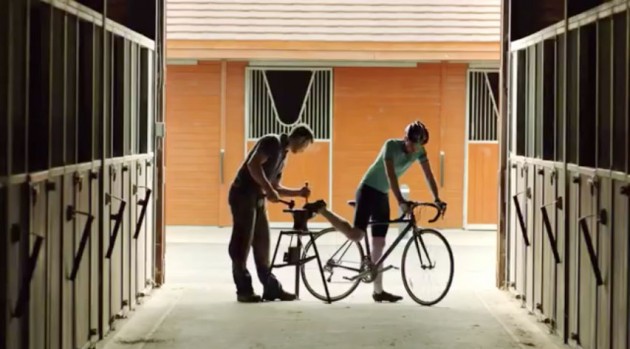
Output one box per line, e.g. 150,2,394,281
305,121,446,303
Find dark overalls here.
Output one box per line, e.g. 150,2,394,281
228,133,288,296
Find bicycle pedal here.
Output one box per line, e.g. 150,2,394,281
378,265,398,273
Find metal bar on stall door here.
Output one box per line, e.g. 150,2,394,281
251,71,256,138
308,72,313,137
319,71,324,139
317,71,321,139
257,71,261,138
594,21,601,349
473,72,477,141
626,2,630,175
471,72,477,140
5,0,13,179
607,14,616,348
625,6,630,349
262,71,267,136
486,72,488,141
254,71,259,139
595,21,600,169
513,194,531,246
553,39,558,162
485,73,490,141
12,236,45,319
63,9,68,166
24,0,31,176
480,73,485,141
561,1,570,342
488,72,492,141
313,72,317,136
479,71,483,141
98,1,107,338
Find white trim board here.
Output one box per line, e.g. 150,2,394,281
248,60,423,68
466,224,498,231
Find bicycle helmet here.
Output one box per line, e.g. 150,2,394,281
405,121,429,144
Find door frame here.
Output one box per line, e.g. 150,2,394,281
464,67,500,231
243,66,334,228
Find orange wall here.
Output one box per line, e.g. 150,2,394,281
165,62,246,226
219,62,247,226
467,143,499,225
165,63,221,226
438,64,468,228
166,62,468,228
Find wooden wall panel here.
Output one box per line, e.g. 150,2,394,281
467,143,499,225
165,63,221,225
439,63,468,227
219,62,247,226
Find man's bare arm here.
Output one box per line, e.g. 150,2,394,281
420,160,440,201
272,181,302,197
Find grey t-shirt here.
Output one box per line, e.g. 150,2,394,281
231,133,288,195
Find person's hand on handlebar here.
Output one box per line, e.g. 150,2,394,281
434,199,447,213
399,200,413,215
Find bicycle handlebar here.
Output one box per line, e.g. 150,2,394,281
396,201,446,223
277,197,445,223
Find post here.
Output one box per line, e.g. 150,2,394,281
496,0,510,289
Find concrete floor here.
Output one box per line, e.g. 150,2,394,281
101,227,566,349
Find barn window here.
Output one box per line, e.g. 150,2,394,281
246,68,332,140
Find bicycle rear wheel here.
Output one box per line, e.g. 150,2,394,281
300,228,365,302
401,228,454,306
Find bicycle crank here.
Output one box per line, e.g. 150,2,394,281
343,265,399,282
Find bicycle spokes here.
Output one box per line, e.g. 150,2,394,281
402,229,454,306
301,229,364,302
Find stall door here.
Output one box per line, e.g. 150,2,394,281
466,70,499,230
245,68,332,225
165,63,221,226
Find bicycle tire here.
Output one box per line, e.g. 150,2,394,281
300,228,365,302
401,228,454,306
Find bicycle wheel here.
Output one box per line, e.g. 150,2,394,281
401,228,454,306
300,228,365,302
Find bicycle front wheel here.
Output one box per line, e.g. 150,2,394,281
401,228,454,306
300,228,365,302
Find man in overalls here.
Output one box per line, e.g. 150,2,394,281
228,124,314,303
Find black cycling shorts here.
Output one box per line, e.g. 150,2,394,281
353,184,390,238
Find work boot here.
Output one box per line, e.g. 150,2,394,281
262,274,297,302
233,268,258,302
372,291,403,303
237,293,262,303
304,199,327,216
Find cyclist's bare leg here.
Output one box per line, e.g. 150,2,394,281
371,236,385,293
303,200,364,241
318,208,365,242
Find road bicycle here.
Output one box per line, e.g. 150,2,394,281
298,200,454,306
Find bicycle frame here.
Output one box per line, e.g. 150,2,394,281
322,202,442,282
363,216,416,272
342,210,428,282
